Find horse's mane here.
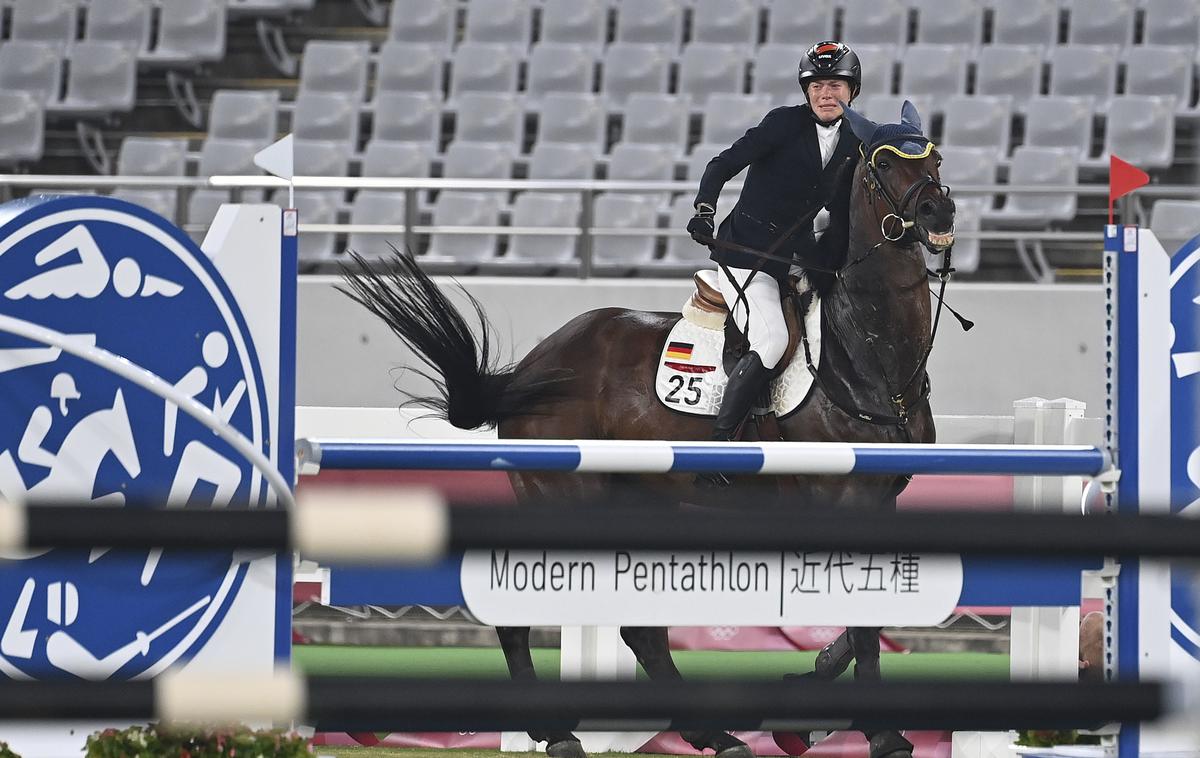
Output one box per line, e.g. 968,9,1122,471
804,154,859,297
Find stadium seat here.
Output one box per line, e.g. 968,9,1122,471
942,197,981,273
939,95,1013,159
0,91,44,165
607,143,677,183
463,0,533,46
1065,0,1134,46
601,43,672,108
840,0,909,47
295,138,352,178
536,93,607,148
449,43,522,98
528,142,597,180
698,93,774,146
370,92,441,146
85,0,152,54
292,92,360,146
934,145,998,208
208,89,279,142
985,146,1078,227
1124,46,1194,113
453,92,524,144
110,137,187,223
898,45,968,96
299,41,371,102
10,0,77,51
187,139,263,236
691,0,759,50
974,45,1044,110
663,194,701,262
751,44,807,106
854,94,936,123
0,41,62,105
507,193,581,263
1021,95,1095,162
388,0,455,50
144,0,226,64
1048,45,1119,112
686,146,717,181
428,192,503,262
540,0,608,51
1142,0,1199,46
614,0,684,46
764,1,833,46
678,43,746,108
990,0,1059,46
361,139,431,178
1099,94,1175,169
1150,200,1200,255
592,194,659,265
290,189,340,264
621,93,689,146
911,0,983,46
854,44,899,97
48,41,137,115
441,141,516,179
347,141,432,258
525,43,595,102
375,42,445,96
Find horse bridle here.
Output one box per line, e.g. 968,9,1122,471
861,144,952,252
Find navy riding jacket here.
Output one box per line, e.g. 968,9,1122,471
694,103,861,280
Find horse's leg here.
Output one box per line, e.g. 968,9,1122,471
619,626,754,758
495,625,585,758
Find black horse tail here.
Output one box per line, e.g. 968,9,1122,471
338,248,571,430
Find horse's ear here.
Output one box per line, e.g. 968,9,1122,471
839,100,878,145
900,100,923,133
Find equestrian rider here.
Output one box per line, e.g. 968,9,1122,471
687,40,863,488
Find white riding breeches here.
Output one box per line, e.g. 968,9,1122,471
717,265,788,370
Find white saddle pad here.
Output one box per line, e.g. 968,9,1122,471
654,290,823,418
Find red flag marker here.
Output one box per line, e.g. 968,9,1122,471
1109,154,1149,224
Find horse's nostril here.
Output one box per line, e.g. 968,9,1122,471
919,200,936,216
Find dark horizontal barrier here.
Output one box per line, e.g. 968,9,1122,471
0,676,1166,733
9,502,1200,560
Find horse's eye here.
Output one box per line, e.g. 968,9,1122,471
878,159,891,171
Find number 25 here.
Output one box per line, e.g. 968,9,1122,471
666,375,703,405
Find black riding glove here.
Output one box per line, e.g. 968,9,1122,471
687,202,716,243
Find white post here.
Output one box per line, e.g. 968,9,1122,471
1010,397,1085,680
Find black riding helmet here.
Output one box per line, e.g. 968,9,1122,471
798,41,862,99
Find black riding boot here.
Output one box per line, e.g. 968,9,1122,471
695,351,770,489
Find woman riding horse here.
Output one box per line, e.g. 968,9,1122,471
340,100,955,758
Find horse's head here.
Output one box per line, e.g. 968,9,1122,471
841,100,956,254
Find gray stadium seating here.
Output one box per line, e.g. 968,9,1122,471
943,197,981,274
602,43,672,107
375,42,445,96
1142,0,1199,46
855,44,899,96
463,0,532,46
622,93,690,145
143,0,226,65
607,143,677,183
990,0,1058,46
1100,94,1176,169
450,43,522,98
299,41,371,102
1048,45,1118,112
361,139,431,178
1124,46,1194,113
1149,200,1200,255
48,41,138,115
911,0,983,46
751,44,807,106
85,0,152,55
934,145,998,208
427,192,503,262
0,41,62,105
528,142,597,180
291,92,360,146
388,0,456,50
187,139,263,237
294,137,352,178
347,141,431,258
698,93,773,146
453,92,523,144
855,94,936,124
10,0,76,51
691,0,759,50
1065,0,1134,46
536,93,606,148
371,91,441,145
764,0,832,46
441,141,516,179
840,0,909,46
592,194,659,265
678,43,746,107
290,189,340,264
614,0,684,47
664,194,700,262
985,146,1078,227
939,95,1013,159
208,89,279,142
0,90,44,165
507,193,581,264
1022,95,1095,162
899,45,968,96
110,137,187,223
540,0,608,51
525,43,595,102
974,45,1043,109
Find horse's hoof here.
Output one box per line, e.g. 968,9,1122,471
716,743,756,758
868,731,913,758
547,739,587,758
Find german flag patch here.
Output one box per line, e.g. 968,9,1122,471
665,341,694,361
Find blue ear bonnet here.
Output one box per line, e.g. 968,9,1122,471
839,99,934,164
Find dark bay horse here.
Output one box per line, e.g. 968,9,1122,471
340,102,956,758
